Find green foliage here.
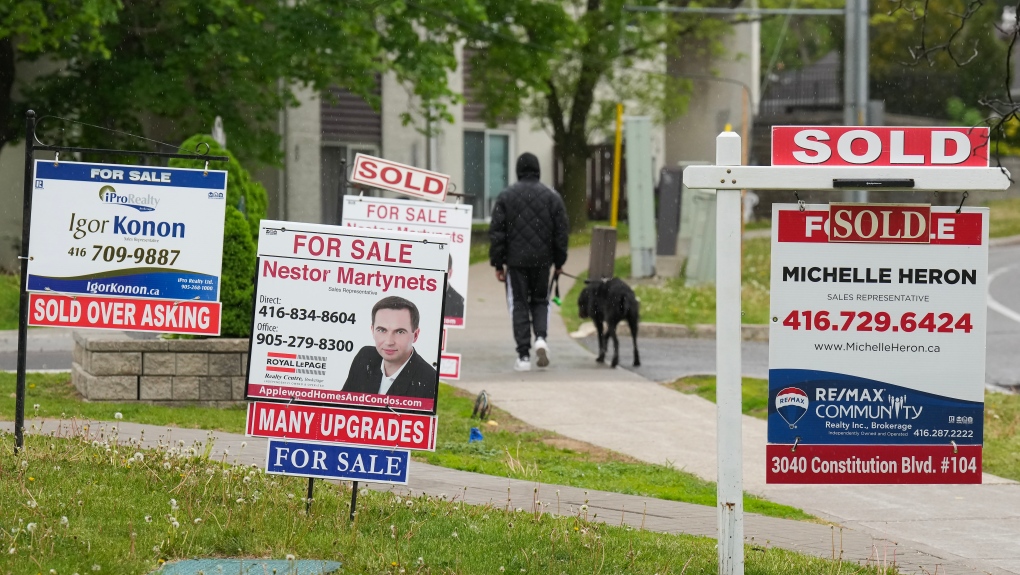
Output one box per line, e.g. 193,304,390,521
0,273,19,330
871,0,1008,118
5,0,471,163
985,391,1020,481
169,135,263,338
0,432,878,574
759,0,843,76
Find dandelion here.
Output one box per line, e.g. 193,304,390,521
60,516,69,527
499,568,504,573
20,460,27,469
451,531,458,539
240,441,247,449
163,462,171,470
28,477,34,482
50,570,57,574
33,404,40,412
193,518,202,525
206,467,215,476
406,500,413,507
26,500,37,509
169,499,178,511
7,548,13,555
114,412,123,420
287,493,295,499
170,519,180,529
243,476,251,484
152,546,160,553
92,565,101,572
110,426,117,432
133,453,143,462
144,516,152,523
286,554,296,561
416,557,424,566
236,498,245,504
580,504,588,512
26,523,36,533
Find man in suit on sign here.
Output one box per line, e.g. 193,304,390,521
342,296,437,399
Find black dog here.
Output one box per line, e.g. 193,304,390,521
577,278,640,368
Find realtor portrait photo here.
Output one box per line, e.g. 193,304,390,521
444,254,465,323
342,295,437,399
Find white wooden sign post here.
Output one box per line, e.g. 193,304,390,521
683,129,1010,575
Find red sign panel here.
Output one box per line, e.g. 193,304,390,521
767,444,981,484
777,209,983,246
28,293,221,335
350,153,449,202
772,126,989,167
245,401,436,451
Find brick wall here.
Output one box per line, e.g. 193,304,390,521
72,333,249,403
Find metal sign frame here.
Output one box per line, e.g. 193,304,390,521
682,132,1010,575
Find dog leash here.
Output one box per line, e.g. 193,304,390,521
548,270,578,307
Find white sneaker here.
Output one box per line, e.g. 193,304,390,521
514,356,531,372
535,338,550,368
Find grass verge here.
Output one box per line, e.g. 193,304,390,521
663,375,770,420
3,373,811,521
0,432,885,575
986,197,1020,238
561,237,771,332
665,374,1020,483
0,273,19,331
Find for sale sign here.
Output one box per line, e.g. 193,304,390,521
767,204,987,484
772,127,989,167
265,438,410,484
246,221,447,414
342,196,472,328
350,153,450,202
25,161,227,335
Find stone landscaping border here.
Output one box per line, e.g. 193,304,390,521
72,332,248,403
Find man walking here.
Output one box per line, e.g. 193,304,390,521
489,152,569,371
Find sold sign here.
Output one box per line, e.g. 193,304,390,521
350,153,450,202
772,127,989,167
828,203,930,244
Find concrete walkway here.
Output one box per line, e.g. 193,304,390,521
446,244,1020,575
0,418,955,571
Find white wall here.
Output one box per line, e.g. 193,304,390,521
284,85,322,224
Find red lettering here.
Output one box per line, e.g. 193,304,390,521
357,160,378,180
400,243,412,263
423,176,444,195
404,171,421,191
327,237,341,257
381,167,401,185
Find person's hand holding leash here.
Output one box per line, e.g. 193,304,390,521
495,267,506,283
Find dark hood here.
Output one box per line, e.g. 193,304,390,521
516,152,541,180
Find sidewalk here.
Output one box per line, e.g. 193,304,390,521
0,418,950,570
447,243,1020,575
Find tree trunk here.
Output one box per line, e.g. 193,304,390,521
558,138,589,231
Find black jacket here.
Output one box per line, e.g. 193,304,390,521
341,346,437,399
489,153,569,269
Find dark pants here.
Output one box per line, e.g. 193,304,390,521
506,266,551,357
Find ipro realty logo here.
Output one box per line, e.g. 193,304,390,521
98,185,159,212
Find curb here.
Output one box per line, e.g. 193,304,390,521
571,321,768,341
990,233,1020,247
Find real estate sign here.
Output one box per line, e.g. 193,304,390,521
342,196,472,328
245,221,448,414
26,160,227,335
767,203,987,484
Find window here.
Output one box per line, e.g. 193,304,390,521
463,130,511,220
321,144,378,225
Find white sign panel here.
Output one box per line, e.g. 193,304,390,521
247,221,448,414
27,160,227,302
342,196,472,328
350,153,450,202
767,204,986,484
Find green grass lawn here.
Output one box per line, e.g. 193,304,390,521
986,197,1020,238
2,372,810,521
665,374,1020,483
0,432,886,575
0,273,19,331
561,237,771,332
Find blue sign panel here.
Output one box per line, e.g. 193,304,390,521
265,439,409,484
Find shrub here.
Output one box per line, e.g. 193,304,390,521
169,135,266,337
